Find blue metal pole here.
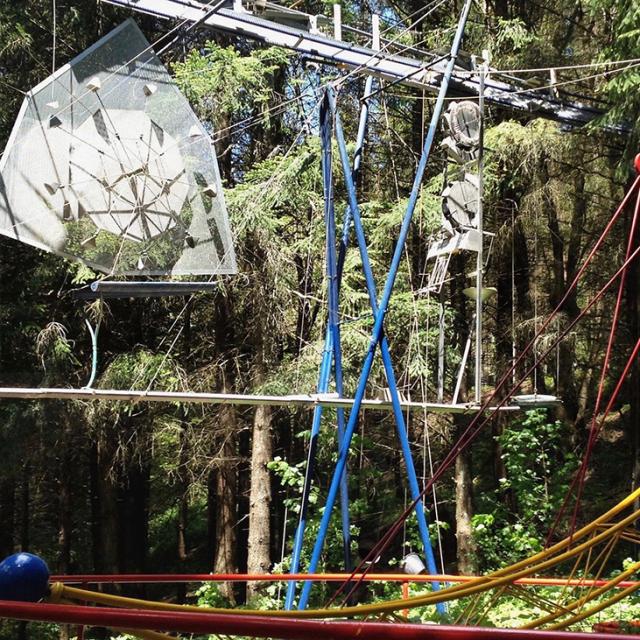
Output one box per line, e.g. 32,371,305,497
284,100,340,609
329,90,443,610
284,328,331,609
337,75,374,282
321,96,352,575
332,75,375,579
298,0,474,610
285,76,374,608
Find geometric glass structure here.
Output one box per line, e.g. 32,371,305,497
0,19,236,276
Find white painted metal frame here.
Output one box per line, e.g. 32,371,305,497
101,0,612,129
0,387,529,412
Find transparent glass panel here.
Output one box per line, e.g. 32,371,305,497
0,19,237,276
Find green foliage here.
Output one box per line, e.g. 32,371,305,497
35,322,80,376
227,141,323,238
494,18,539,59
585,0,640,146
195,581,235,608
172,42,290,127
473,410,578,570
98,349,185,392
268,456,317,511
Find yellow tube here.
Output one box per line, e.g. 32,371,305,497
520,560,640,629
52,488,640,620
546,581,640,630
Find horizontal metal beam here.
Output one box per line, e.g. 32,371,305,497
101,0,619,130
73,281,219,299
0,386,523,413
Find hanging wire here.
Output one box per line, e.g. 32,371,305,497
511,207,517,387
3,14,638,170
533,203,539,395
383,59,640,104
52,0,56,74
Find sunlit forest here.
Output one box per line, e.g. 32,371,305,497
1,0,640,637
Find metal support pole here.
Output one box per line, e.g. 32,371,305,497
474,58,486,404
285,75,375,609
298,0,474,609
437,298,446,403
321,96,353,578
328,94,443,610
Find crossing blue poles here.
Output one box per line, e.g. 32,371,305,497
285,77,374,609
297,0,474,610
328,89,443,608
320,95,349,575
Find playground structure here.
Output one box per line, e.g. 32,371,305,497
1,0,640,638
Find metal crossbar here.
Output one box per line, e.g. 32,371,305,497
101,0,619,130
0,386,526,412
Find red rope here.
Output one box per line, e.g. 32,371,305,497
331,175,640,607
550,184,640,543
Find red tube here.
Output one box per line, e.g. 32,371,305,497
49,573,640,590
0,600,636,640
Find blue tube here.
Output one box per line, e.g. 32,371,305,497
284,326,331,609
298,0,474,610
329,90,444,611
285,76,374,609
322,97,352,575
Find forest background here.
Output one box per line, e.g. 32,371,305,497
1,0,640,633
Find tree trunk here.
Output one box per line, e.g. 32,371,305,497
450,254,477,574
95,443,119,574
213,397,238,603
176,412,190,604
19,461,30,552
246,400,273,600
177,301,192,603
57,412,74,574
454,418,477,574
119,461,150,576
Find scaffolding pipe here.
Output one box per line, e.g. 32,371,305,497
329,89,442,606
74,281,219,299
297,0,475,611
0,386,530,412
285,73,376,609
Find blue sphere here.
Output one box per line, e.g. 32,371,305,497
0,553,50,602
